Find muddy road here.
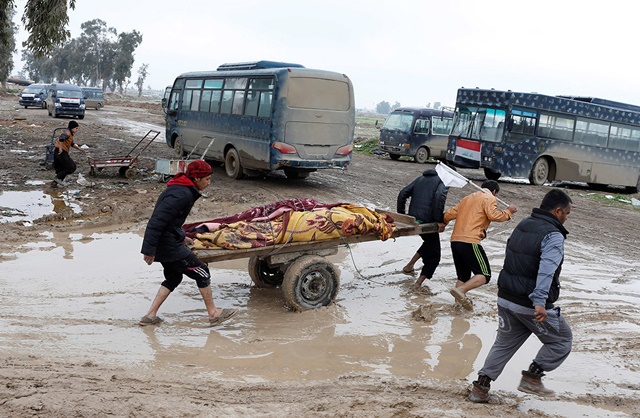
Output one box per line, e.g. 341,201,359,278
1,93,639,417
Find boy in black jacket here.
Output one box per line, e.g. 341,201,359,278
140,160,237,327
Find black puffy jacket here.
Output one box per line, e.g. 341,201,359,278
397,169,448,223
141,183,201,262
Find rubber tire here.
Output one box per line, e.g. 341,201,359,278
389,154,401,161
96,103,102,110
225,148,245,179
282,255,340,311
125,168,136,179
248,256,284,287
484,168,501,181
174,137,186,158
529,158,549,185
78,115,85,120
41,102,47,109
414,147,429,164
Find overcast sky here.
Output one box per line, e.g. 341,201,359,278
10,0,640,110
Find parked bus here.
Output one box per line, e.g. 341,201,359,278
81,87,105,110
162,61,355,179
446,88,640,192
378,107,453,163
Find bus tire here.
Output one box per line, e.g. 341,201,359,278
389,154,400,161
529,158,549,185
414,147,429,164
225,148,245,179
248,256,284,287
282,255,340,311
484,168,501,181
174,137,186,158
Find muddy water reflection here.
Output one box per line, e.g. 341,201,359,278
0,230,638,402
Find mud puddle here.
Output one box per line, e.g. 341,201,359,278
0,228,638,416
0,189,82,223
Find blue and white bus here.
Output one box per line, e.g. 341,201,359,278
446,88,640,191
163,61,355,179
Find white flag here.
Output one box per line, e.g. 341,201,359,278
435,162,468,188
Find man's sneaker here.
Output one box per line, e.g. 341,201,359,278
450,287,474,311
468,381,490,403
517,370,556,397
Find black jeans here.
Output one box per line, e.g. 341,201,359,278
53,150,76,181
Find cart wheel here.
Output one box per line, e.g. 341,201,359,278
248,256,284,287
282,255,340,311
125,168,136,179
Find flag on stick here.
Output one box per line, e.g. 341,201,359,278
435,162,510,207
435,162,468,188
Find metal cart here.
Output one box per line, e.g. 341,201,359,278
44,128,67,169
154,137,215,182
194,211,438,311
88,130,160,178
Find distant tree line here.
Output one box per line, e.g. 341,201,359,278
21,19,145,94
375,101,401,114
375,100,442,114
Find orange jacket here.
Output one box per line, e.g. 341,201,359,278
444,189,514,244
55,129,74,153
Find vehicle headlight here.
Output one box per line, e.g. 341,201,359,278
80,104,85,109
54,103,61,107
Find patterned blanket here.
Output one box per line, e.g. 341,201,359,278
193,203,396,250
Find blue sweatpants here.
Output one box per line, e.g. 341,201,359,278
479,298,573,380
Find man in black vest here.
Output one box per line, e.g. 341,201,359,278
469,189,573,402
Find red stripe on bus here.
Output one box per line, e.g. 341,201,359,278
457,139,481,151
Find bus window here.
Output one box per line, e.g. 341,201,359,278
510,109,537,135
383,112,414,133
610,124,640,151
183,90,193,111
220,90,233,114
200,90,212,112
168,91,181,111
210,90,222,113
232,91,245,115
258,92,272,117
539,113,575,141
245,78,274,117
574,118,609,147
190,90,201,111
414,119,429,134
432,117,453,135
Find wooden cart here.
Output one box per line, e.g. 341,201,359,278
194,211,438,311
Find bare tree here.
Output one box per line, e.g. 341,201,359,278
135,63,149,97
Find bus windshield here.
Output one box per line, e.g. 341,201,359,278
382,112,414,133
451,106,506,143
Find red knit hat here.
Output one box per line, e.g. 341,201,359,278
186,160,213,179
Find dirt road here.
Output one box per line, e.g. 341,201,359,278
1,93,639,417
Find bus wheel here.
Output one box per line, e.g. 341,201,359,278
414,147,429,164
248,256,284,287
484,168,501,181
174,137,186,158
529,158,549,185
282,255,340,311
225,148,245,179
389,154,400,161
